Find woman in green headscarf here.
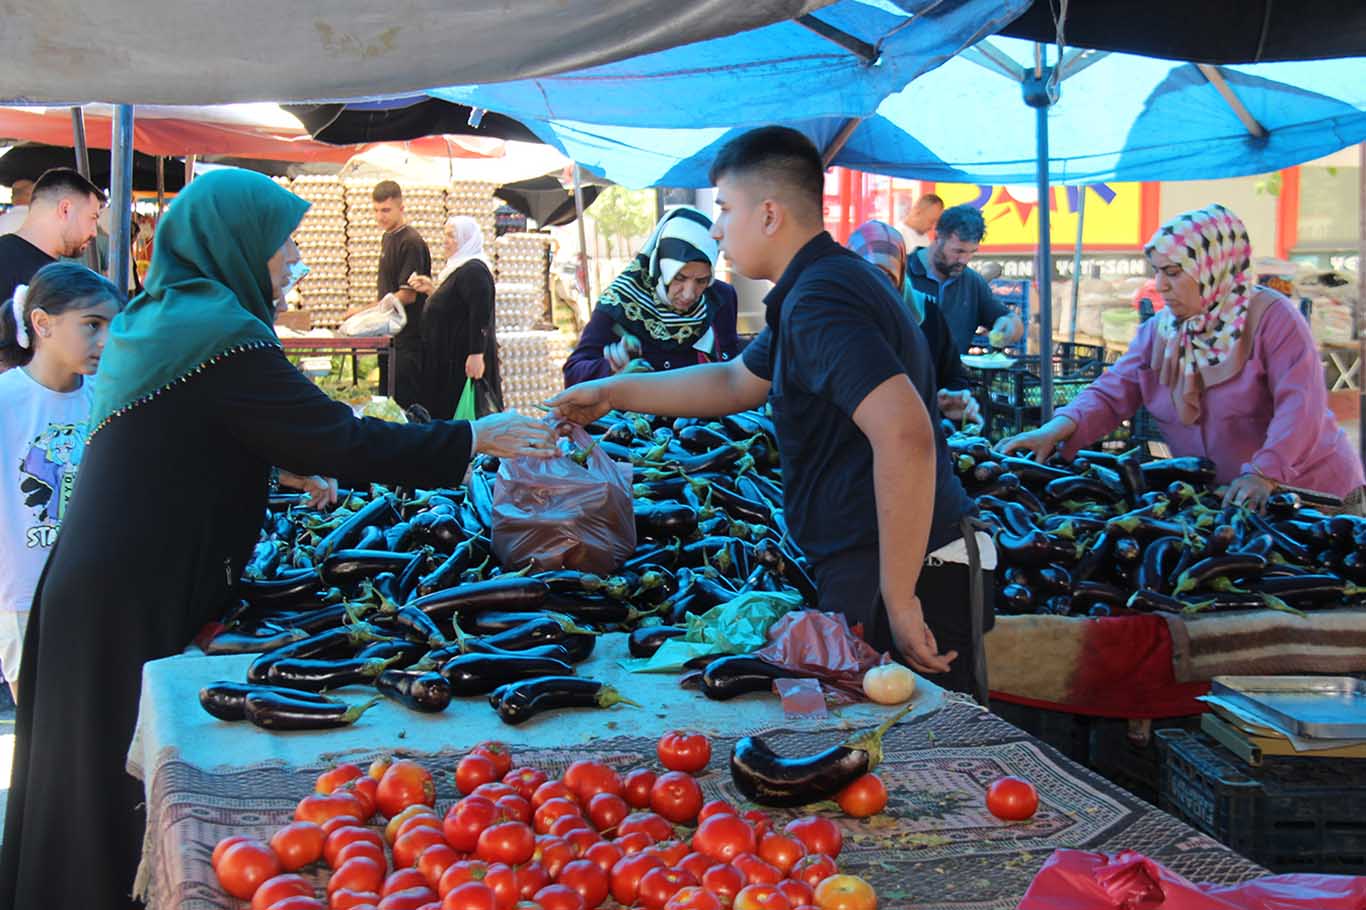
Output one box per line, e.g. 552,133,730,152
0,169,554,910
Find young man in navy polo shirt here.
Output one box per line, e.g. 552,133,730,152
550,127,994,700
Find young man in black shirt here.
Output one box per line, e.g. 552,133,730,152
551,128,994,700
371,180,431,407
0,168,104,306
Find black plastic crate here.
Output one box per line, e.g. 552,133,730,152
1157,729,1366,873
1088,716,1202,805
991,701,1092,764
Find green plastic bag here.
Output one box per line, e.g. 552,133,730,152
455,379,477,421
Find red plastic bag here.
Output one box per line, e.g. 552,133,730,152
755,610,886,708
1019,849,1366,910
491,424,636,574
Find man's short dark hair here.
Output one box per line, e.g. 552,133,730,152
708,126,823,216
31,168,105,206
372,180,403,203
918,193,944,209
936,204,986,243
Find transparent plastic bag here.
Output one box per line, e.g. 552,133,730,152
491,423,636,574
339,292,407,337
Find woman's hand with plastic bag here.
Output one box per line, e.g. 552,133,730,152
473,411,557,458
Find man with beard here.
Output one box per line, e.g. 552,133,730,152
906,203,1022,354
0,169,104,306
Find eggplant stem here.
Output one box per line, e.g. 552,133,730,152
341,695,385,723
843,702,916,771
599,686,641,709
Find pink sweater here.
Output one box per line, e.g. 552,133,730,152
1058,295,1364,497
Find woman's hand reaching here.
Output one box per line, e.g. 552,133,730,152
472,412,557,458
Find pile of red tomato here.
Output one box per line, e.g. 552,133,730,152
213,732,880,910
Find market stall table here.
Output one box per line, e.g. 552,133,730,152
129,636,1268,910
280,335,396,399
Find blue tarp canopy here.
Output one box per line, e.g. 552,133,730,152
487,38,1366,188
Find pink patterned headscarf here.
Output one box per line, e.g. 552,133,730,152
1144,204,1255,425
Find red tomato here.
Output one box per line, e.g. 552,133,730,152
517,862,550,900
502,768,550,802
562,761,622,803
585,792,629,834
613,831,654,855
322,815,364,839
581,841,622,876
370,756,394,780
776,879,814,908
549,814,592,839
441,881,498,910
700,864,745,906
742,810,773,840
558,859,610,909
296,792,366,827
562,827,601,858
484,862,521,910
262,897,324,910
665,885,724,910
346,777,381,822
329,856,387,898
378,886,440,910
471,742,514,778
334,839,387,873
733,884,792,910
531,780,577,809
986,777,1039,821
457,754,501,796
811,874,877,910
691,814,757,864
377,761,437,820
532,884,585,910
250,872,313,910
697,800,737,822
395,826,449,870
389,808,442,846
212,834,252,871
471,782,521,803
317,763,365,795
534,797,582,835
330,888,383,910
789,854,839,890
835,775,887,819
325,826,386,869
495,794,533,827
649,772,703,825
732,853,783,886
608,852,665,906
618,812,674,844
647,838,689,868
636,866,698,910
438,861,491,898
384,869,431,897
756,833,806,875
444,797,503,853
656,731,712,774
475,821,536,866
417,844,462,889
217,838,282,899
783,818,842,858
622,768,657,809
676,851,716,881
270,819,326,869
534,836,575,878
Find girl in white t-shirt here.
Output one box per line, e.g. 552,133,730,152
0,262,123,700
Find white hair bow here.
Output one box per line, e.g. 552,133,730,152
10,285,29,349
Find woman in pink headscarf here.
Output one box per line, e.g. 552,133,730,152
1001,203,1363,510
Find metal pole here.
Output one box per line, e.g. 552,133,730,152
109,105,134,293
1357,142,1365,469
1023,48,1056,421
184,154,197,186
1069,187,1086,344
155,155,165,217
572,164,591,303
70,107,101,271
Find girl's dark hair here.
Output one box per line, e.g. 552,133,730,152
0,262,124,369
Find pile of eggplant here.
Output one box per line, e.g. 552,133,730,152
203,408,818,731
951,435,1366,619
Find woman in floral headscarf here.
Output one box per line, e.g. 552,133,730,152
1001,203,1363,510
563,206,739,385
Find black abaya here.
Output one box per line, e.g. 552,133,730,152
0,346,475,910
420,260,503,419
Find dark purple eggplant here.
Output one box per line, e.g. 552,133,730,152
729,705,911,807
376,670,452,712
1070,531,1114,582
356,638,429,668
320,549,412,587
203,627,309,655
995,455,1074,487
635,501,700,540
237,568,323,609
245,621,385,683
452,640,575,663
480,616,597,663
1137,536,1183,593
996,529,1081,568
199,681,338,721
465,611,553,635
543,592,637,628
1253,574,1348,604
1112,535,1142,564
702,483,772,525
700,655,818,701
1204,524,1239,556
1046,475,1124,505
998,584,1034,613
1072,581,1126,611
265,655,399,692
1035,564,1073,595
1173,554,1267,595
1264,490,1302,520
1040,595,1073,615
417,538,489,597
407,576,549,622
493,676,637,725
1140,457,1217,488
1115,449,1147,508
243,691,382,731
628,625,687,658
1126,588,1186,614
440,652,576,696
314,493,399,561
389,604,452,649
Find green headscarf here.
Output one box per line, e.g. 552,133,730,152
89,168,310,435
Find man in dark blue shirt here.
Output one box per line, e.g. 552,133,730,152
551,128,993,699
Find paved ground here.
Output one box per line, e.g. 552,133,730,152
0,685,13,835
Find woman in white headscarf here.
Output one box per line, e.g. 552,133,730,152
410,215,502,418
563,206,739,386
